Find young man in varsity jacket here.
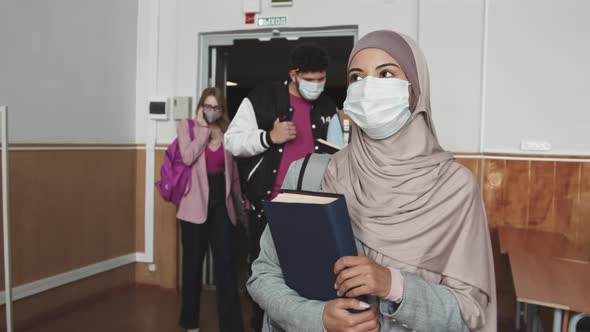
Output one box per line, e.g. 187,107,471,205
224,44,337,331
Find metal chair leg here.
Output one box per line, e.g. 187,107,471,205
526,304,543,332
568,313,590,332
552,309,563,332
516,301,522,330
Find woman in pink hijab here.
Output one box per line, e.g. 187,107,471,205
248,30,496,332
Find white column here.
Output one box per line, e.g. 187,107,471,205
1,106,13,332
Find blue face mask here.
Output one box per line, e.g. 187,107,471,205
343,76,412,140
297,77,325,101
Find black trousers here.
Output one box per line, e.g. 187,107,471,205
179,172,244,331
247,208,268,332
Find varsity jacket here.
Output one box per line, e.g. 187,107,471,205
224,80,337,210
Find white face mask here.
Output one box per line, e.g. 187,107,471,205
343,76,412,140
297,77,325,101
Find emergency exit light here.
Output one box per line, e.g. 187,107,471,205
257,16,288,27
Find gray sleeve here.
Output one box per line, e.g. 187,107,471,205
281,156,468,331
246,227,326,332
281,159,302,191
379,272,470,332
281,154,331,192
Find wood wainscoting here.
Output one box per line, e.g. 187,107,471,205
140,152,590,291
0,145,139,327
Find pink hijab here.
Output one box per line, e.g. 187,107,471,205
322,30,496,330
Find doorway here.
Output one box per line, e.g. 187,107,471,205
222,36,354,118
197,27,357,287
199,26,357,118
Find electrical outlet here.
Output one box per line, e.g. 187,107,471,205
148,264,157,272
520,140,552,152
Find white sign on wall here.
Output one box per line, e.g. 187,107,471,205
271,0,292,6
257,16,288,27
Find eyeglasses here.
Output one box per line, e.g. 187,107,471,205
203,104,221,112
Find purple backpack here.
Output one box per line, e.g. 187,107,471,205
156,119,195,205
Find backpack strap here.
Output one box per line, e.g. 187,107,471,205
296,154,313,191
184,119,196,196
295,153,332,192
187,119,196,141
281,154,332,192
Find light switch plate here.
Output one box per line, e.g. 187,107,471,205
172,96,192,120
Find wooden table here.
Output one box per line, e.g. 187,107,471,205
498,227,590,262
509,252,590,332
498,227,590,330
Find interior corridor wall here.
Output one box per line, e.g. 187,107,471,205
0,0,138,144
140,0,590,156
136,0,420,145
133,0,590,288
484,0,590,155
0,1,140,327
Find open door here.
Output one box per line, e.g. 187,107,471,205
209,46,229,93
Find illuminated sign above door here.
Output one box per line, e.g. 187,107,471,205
257,15,288,27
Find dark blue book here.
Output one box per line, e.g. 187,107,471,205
262,190,365,303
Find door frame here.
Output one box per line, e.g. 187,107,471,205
195,26,358,285
196,25,358,117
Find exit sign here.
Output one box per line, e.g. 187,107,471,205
257,16,288,27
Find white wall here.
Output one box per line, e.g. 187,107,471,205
0,0,138,144
137,0,590,155
137,0,419,145
484,0,590,155
419,0,485,152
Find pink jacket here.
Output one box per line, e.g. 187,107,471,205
176,119,241,225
